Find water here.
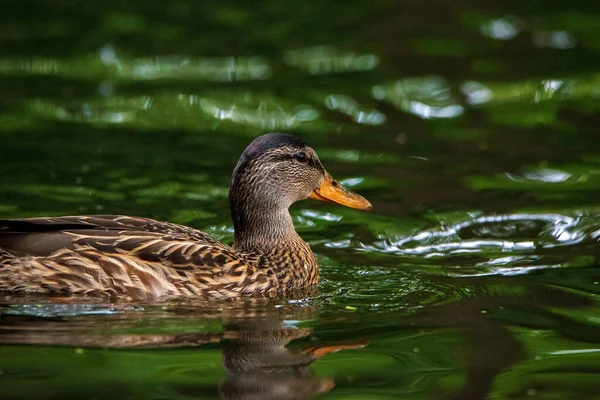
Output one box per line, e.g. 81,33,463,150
1,1,600,399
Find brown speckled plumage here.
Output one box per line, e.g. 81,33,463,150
0,134,371,300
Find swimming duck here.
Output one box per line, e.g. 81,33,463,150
0,133,371,300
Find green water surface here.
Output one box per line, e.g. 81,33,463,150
1,1,600,399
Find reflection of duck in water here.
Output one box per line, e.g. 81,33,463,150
0,303,366,400
0,134,371,300
219,318,365,400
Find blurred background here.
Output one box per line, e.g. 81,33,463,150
1,1,600,399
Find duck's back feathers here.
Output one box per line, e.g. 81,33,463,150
0,215,221,252
0,216,272,300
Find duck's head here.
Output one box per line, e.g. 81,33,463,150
229,133,371,243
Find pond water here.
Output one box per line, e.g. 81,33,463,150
1,1,600,399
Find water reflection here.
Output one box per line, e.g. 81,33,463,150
129,56,271,82
284,46,379,74
364,212,600,276
372,76,464,119
2,51,272,83
325,94,385,125
4,273,593,400
27,92,322,130
480,16,523,40
533,31,577,49
219,318,363,400
0,299,365,400
460,81,494,105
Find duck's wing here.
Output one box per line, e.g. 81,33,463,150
0,215,223,257
0,216,267,299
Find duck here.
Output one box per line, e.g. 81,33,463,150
0,133,371,300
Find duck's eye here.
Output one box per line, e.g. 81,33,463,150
295,152,308,163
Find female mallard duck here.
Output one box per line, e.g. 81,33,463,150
0,133,371,300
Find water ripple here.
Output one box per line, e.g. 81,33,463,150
361,212,599,275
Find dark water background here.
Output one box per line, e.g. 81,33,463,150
1,1,600,399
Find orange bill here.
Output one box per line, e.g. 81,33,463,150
302,340,369,358
309,174,372,210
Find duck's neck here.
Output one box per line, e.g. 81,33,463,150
229,196,318,284
231,204,304,254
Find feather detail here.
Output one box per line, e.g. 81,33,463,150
0,215,319,300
